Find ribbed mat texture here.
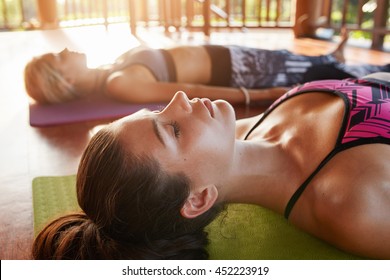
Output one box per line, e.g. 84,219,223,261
32,175,361,259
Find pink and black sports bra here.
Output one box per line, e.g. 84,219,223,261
243,78,390,219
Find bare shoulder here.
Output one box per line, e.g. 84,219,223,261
106,65,156,93
104,65,158,102
294,144,390,258
235,114,263,139
110,65,157,82
314,144,390,216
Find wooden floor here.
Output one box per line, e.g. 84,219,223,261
0,24,389,259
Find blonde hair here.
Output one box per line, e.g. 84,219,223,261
24,55,78,103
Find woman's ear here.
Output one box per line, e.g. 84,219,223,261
180,185,218,219
64,75,76,85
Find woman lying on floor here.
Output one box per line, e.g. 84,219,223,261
33,72,390,260
24,34,389,105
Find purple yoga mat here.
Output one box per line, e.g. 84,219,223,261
29,95,166,127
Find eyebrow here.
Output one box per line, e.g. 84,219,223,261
152,118,166,147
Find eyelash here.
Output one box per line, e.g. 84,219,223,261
169,121,181,138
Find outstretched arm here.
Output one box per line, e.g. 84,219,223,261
106,79,287,104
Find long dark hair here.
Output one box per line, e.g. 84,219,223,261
32,127,224,259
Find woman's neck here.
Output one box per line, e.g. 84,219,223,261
219,139,300,214
75,68,110,97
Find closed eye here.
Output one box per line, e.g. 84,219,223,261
169,121,181,138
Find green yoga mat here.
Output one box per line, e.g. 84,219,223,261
32,175,362,260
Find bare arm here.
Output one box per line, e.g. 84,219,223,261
106,71,287,104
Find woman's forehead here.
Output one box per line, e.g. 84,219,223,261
110,109,152,132
38,53,58,66
118,109,151,122
40,53,55,61
110,109,162,157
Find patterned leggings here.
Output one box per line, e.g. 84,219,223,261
227,45,390,88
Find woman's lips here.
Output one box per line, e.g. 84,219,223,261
201,98,214,118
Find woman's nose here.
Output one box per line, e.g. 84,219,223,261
58,48,67,58
166,91,192,113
